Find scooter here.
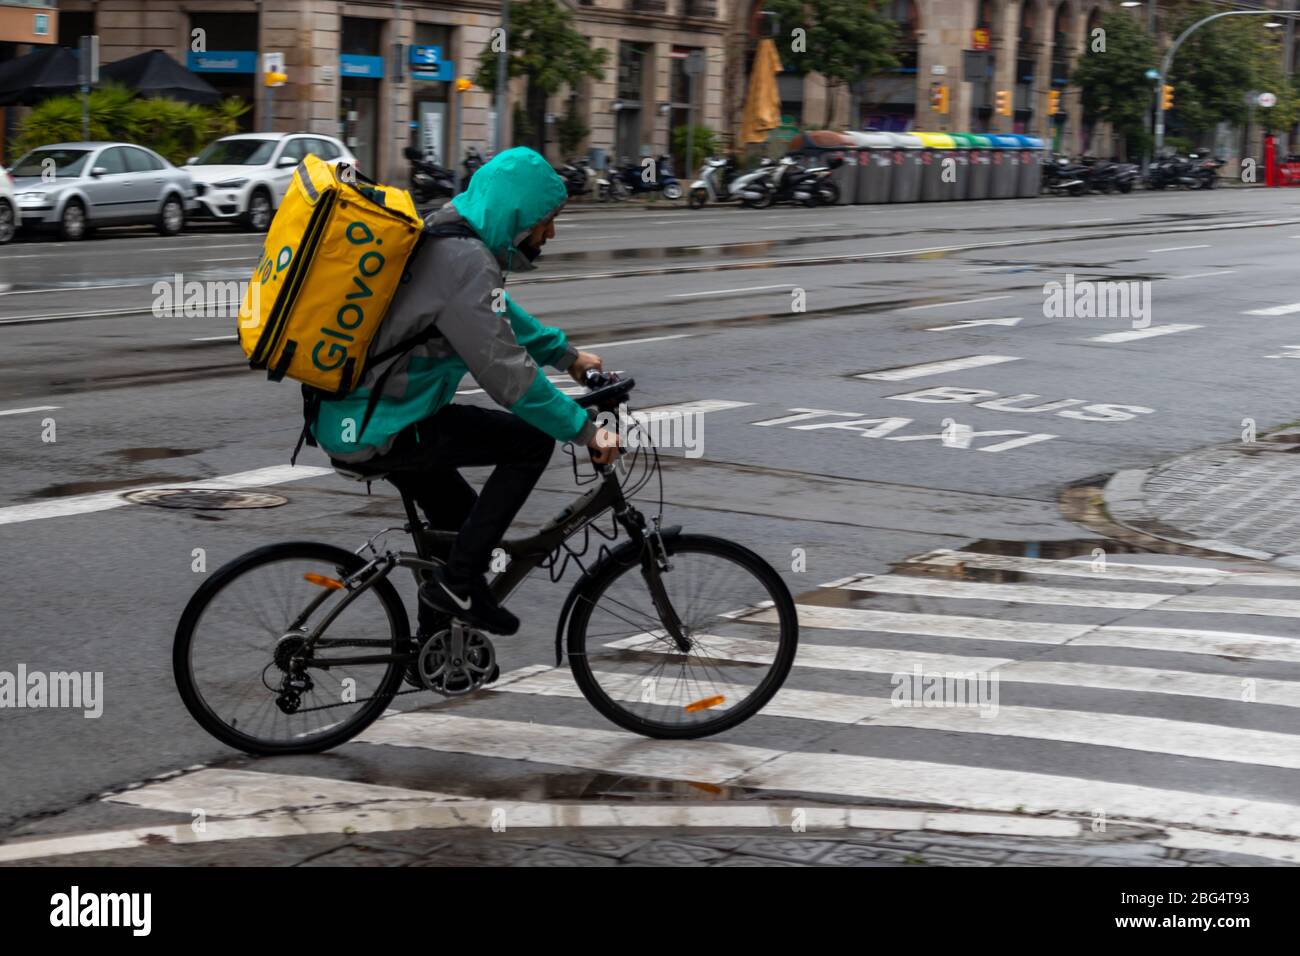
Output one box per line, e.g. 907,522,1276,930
1083,157,1140,194
763,155,840,206
1147,151,1222,190
556,158,596,199
403,146,456,204
1042,155,1093,196
687,157,771,209
610,154,684,200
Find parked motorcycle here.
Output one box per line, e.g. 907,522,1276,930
687,156,771,209
607,154,683,200
403,146,456,204
1042,155,1093,196
762,155,841,206
1084,158,1140,194
1147,151,1222,190
556,158,596,199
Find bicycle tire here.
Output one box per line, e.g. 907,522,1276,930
173,541,409,755
566,534,798,739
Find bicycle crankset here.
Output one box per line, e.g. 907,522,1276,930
417,624,499,697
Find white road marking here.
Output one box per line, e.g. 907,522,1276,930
1245,302,1300,316
192,334,238,341
1266,345,1300,359
0,283,130,297
1168,270,1236,280
906,549,1300,586
0,464,332,527
359,713,1300,839
925,317,1023,332
1067,218,1116,224
0,405,60,418
897,295,1014,312
669,284,796,298
770,602,1300,665
857,354,1021,381
637,399,755,415
692,628,1300,703
1087,324,1200,343
486,665,1300,770
199,256,258,263
575,333,694,349
841,573,1300,617
1148,244,1210,253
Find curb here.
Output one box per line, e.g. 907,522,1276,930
1102,462,1300,568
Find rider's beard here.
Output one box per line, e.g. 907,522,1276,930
517,237,543,263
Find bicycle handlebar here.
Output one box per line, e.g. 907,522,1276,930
575,369,635,411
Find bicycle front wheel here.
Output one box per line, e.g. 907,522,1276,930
567,534,798,739
173,541,409,755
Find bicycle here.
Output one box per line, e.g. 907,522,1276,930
173,371,799,755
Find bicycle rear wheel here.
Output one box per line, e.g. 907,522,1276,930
173,541,409,755
566,534,798,739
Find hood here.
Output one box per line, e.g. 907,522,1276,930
186,164,260,184
449,147,566,273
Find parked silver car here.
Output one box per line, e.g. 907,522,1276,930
8,142,198,240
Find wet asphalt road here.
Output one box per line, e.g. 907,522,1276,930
3,187,1300,846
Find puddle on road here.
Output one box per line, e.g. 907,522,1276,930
113,447,202,462
29,473,198,498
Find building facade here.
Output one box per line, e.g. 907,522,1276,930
43,0,726,179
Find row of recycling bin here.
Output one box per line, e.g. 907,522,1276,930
791,130,1047,205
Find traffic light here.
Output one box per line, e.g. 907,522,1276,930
1048,90,1061,115
455,77,473,93
995,89,1012,116
1162,84,1174,110
264,70,287,88
930,83,949,115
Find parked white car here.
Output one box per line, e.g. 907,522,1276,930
186,132,356,231
0,165,18,244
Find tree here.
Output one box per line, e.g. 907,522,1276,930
1072,10,1158,160
671,124,718,174
473,0,608,154
1165,1,1299,153
556,96,589,157
761,0,898,128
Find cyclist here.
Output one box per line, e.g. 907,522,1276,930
312,147,618,636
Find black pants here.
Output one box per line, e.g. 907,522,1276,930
366,404,555,582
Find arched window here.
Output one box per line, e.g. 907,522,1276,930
1051,2,1072,87
888,0,919,75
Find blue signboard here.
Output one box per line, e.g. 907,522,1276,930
187,50,258,74
410,45,441,68
409,45,453,81
340,53,384,79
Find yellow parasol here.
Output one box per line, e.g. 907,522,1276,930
740,38,784,145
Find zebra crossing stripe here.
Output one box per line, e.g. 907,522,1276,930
358,713,1300,839
840,574,1300,618
601,633,1300,705
774,604,1300,664
907,549,1300,587
487,665,1300,770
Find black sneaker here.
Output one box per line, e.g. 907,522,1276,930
419,565,520,636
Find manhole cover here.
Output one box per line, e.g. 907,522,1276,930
122,488,288,510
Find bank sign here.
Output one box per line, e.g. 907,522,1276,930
409,45,453,82
187,50,257,74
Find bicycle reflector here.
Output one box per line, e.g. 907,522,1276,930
685,695,726,713
303,573,345,590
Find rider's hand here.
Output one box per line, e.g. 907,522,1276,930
569,350,603,384
589,427,620,466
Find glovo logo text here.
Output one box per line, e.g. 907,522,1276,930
313,221,386,372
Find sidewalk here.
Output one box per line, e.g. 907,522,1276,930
4,808,1279,867
1104,427,1300,564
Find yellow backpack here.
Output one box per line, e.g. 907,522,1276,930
237,153,426,396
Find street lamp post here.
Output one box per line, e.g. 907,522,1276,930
1154,9,1300,156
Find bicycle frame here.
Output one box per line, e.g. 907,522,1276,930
293,457,685,672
